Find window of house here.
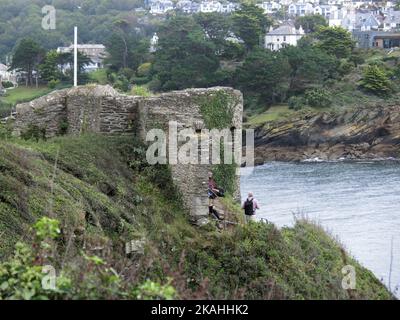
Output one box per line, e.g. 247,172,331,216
283,36,286,41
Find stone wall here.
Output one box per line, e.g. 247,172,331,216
138,88,243,222
12,85,243,223
13,85,140,137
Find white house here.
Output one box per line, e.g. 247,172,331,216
220,2,239,13
328,6,348,27
150,0,174,15
265,23,305,51
200,1,222,13
0,63,16,84
257,1,282,14
176,0,200,14
357,13,381,31
314,5,338,19
288,2,314,17
382,9,400,31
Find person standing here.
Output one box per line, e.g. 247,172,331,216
207,172,223,220
242,192,260,223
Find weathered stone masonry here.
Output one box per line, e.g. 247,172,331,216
12,85,243,223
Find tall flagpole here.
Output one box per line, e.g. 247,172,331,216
74,26,78,87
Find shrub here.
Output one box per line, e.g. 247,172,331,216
20,124,46,141
131,85,152,97
1,81,14,89
0,122,12,139
338,59,354,76
147,78,162,92
288,96,306,110
131,76,150,85
304,88,332,108
113,75,130,92
58,119,69,135
47,79,60,89
359,65,392,96
133,278,177,300
137,62,152,78
89,69,108,85
0,100,12,118
349,52,365,67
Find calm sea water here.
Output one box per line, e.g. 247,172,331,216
240,161,400,296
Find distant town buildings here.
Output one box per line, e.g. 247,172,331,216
257,1,282,14
150,0,174,15
146,0,239,15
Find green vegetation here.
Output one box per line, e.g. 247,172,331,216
231,4,272,50
0,86,53,106
9,38,44,86
153,15,220,91
314,26,355,59
0,133,393,299
359,65,393,96
199,90,234,130
130,85,152,97
0,0,145,60
88,69,108,85
199,91,237,195
0,86,57,118
295,14,328,34
246,105,294,125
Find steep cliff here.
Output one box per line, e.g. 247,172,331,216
252,105,400,163
0,134,393,299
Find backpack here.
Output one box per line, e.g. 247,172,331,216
244,198,254,216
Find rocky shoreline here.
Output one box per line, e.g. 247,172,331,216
251,105,400,164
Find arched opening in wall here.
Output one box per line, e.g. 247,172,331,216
230,126,236,162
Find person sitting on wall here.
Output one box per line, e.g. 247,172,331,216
208,171,224,221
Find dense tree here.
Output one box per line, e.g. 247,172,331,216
38,49,92,85
153,16,220,91
231,4,271,50
194,12,232,54
10,38,44,86
314,26,355,59
235,49,291,106
295,14,327,34
281,43,338,94
105,19,148,73
0,0,148,60
39,50,62,82
63,51,93,85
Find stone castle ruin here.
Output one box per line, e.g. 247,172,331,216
12,85,243,223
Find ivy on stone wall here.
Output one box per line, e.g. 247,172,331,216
199,90,234,130
198,90,237,195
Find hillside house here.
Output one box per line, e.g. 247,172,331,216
57,44,106,73
265,23,305,51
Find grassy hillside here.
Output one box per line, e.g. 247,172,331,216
0,86,66,118
0,132,393,299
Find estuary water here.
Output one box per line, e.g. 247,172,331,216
240,161,400,296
